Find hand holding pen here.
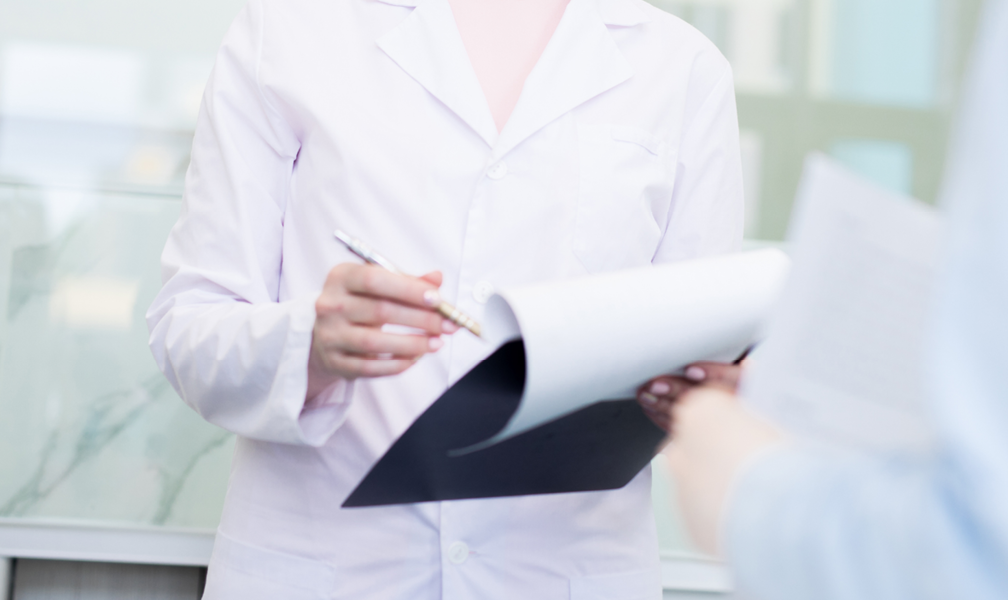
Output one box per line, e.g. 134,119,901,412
305,232,474,396
334,231,482,337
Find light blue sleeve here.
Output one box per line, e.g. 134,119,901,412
725,1,1008,598
726,446,1005,599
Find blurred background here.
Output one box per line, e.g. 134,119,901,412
655,0,982,240
0,0,985,598
0,0,982,229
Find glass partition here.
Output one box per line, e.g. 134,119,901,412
0,0,246,193
652,0,983,239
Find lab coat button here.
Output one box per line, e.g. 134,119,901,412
472,281,495,304
486,161,508,180
447,541,470,565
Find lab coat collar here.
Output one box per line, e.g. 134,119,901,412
376,0,645,150
371,0,649,27
494,0,641,156
377,0,500,145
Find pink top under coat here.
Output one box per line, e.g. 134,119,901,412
447,0,572,132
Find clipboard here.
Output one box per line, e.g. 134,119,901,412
344,250,791,507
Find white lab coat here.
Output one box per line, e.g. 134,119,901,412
146,0,743,597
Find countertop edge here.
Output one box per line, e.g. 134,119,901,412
0,520,733,592
0,519,215,567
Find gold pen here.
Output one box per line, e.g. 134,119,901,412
334,230,483,338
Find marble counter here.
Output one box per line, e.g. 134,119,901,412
0,185,232,531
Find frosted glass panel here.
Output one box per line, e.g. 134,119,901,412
818,0,941,107
0,186,233,528
0,0,247,127
658,0,978,239
831,140,914,194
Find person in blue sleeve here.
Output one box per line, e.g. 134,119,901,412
638,1,1008,597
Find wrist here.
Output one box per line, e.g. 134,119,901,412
306,333,344,400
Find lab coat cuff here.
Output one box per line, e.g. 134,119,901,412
273,294,354,447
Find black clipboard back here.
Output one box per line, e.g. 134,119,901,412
343,341,666,507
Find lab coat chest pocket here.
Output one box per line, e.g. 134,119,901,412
574,123,676,273
202,531,337,600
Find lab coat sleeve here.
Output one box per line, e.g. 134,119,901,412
146,1,349,447
652,59,745,264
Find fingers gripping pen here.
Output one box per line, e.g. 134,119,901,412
334,230,483,338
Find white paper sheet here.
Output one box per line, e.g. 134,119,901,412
475,249,792,446
742,154,943,453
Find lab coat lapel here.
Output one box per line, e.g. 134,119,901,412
376,0,499,147
494,0,647,158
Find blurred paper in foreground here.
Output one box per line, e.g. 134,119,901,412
743,154,942,453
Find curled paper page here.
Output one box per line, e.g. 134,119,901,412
472,248,792,449
344,249,792,506
742,155,941,453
